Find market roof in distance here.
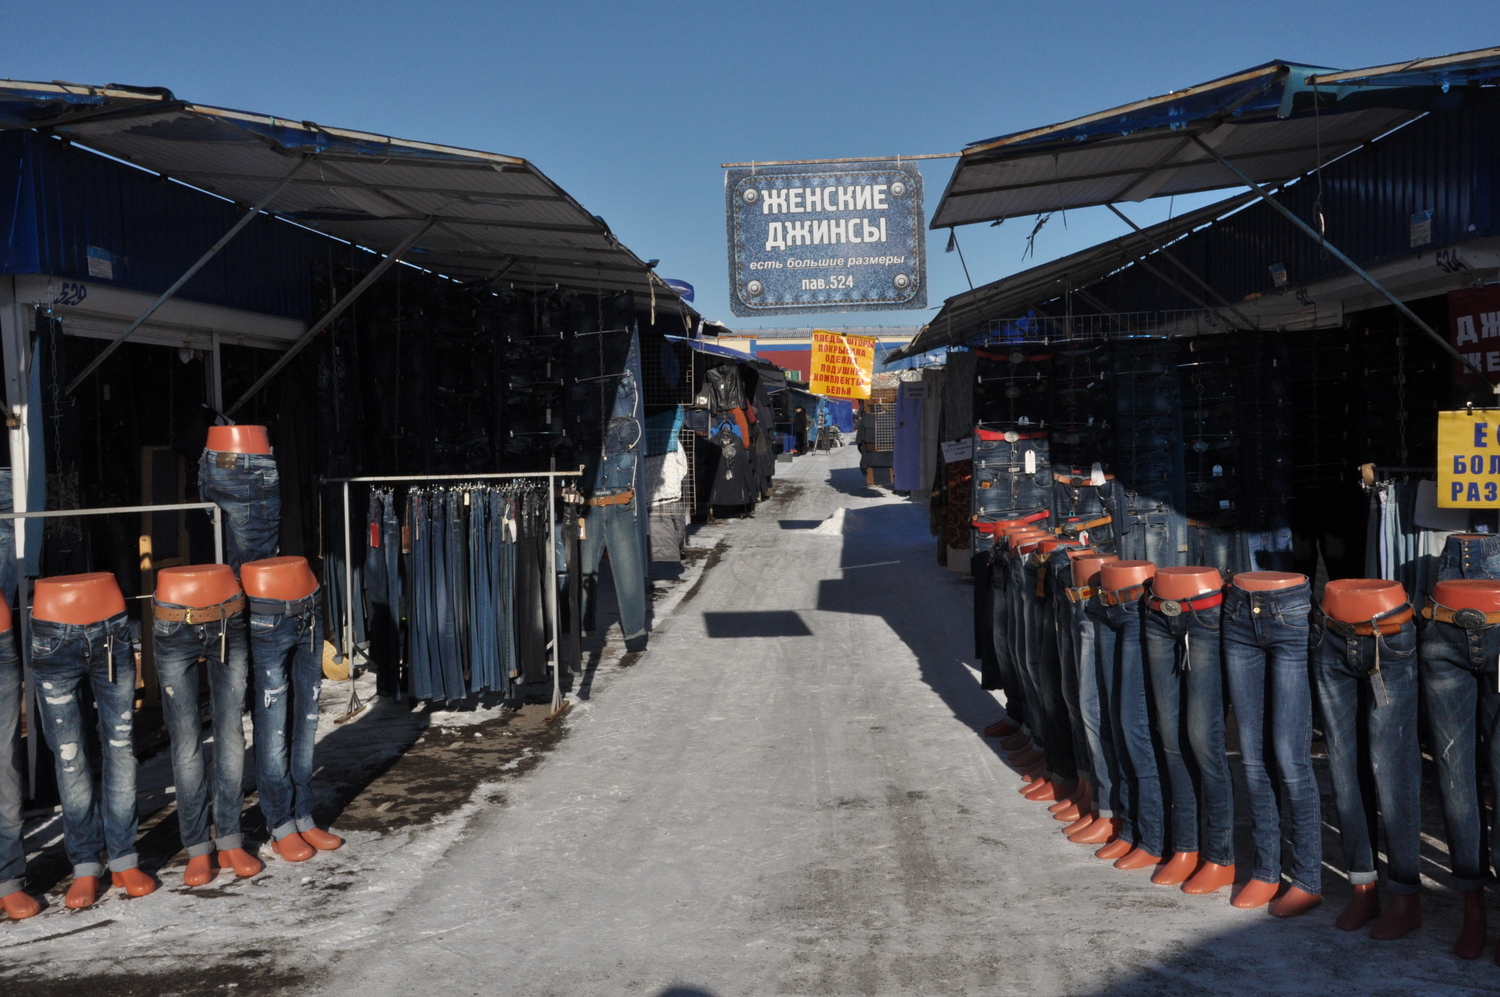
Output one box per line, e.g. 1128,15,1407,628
929,46,1500,229
0,79,690,309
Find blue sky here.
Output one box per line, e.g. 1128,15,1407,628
2,2,1494,331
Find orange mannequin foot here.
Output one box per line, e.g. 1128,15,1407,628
183,854,215,887
1019,764,1047,782
1182,862,1235,895
219,848,265,878
1370,892,1421,940
999,732,1031,751
1023,779,1066,801
64,876,100,909
301,827,344,851
111,869,157,898
272,833,315,863
1151,851,1199,885
1456,890,1487,960
1335,883,1379,931
1019,776,1052,796
1,889,40,920
1114,846,1161,871
1232,879,1279,909
1008,748,1044,768
982,719,1020,737
1070,816,1120,844
1095,838,1132,861
1062,813,1094,836
1052,801,1083,822
1269,886,1321,918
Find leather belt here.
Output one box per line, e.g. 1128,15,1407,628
1100,584,1148,607
975,428,1049,442
1066,586,1094,604
1059,515,1111,535
587,489,634,507
249,592,321,618
1315,602,1412,637
972,509,1050,528
152,595,246,624
1420,603,1500,629
1148,590,1223,617
1055,473,1115,486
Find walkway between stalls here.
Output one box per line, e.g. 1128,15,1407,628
312,446,1496,997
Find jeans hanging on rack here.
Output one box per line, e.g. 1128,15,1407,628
514,488,550,686
364,488,403,700
199,450,281,572
467,489,518,698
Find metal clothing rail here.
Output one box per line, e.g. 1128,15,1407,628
320,469,583,719
0,501,225,799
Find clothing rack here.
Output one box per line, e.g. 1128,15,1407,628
0,501,225,799
321,470,583,719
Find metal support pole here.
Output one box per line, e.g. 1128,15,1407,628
226,217,437,417
547,478,561,713
1191,135,1495,387
1105,202,1262,330
65,157,309,395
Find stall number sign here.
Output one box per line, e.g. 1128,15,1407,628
1439,409,1500,507
724,160,926,317
809,330,874,400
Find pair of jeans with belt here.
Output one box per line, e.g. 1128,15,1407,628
199,450,281,572
1420,613,1500,890
580,493,646,640
1037,550,1078,783
989,552,1028,722
30,611,138,877
153,601,250,855
1141,599,1234,865
1221,582,1320,895
0,630,23,895
250,592,324,840
1313,618,1421,893
971,433,1052,519
1091,596,1164,856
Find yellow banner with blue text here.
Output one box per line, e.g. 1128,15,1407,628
1438,408,1500,507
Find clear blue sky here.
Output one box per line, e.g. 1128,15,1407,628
2,2,1493,331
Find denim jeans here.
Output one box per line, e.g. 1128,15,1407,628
972,549,1001,691
1420,614,1500,890
1118,493,1188,567
1221,582,1321,894
1142,600,1235,865
972,432,1053,519
364,488,403,700
1082,596,1125,819
0,469,16,607
1007,550,1047,747
1094,596,1164,855
1435,534,1500,584
581,494,646,640
1313,620,1421,893
249,592,324,840
989,552,1028,722
30,611,138,876
1029,555,1076,780
1187,522,1246,575
0,629,23,895
199,450,281,572
153,602,250,854
1049,548,1091,782
1053,476,1121,554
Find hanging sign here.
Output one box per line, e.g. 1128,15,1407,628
1450,286,1500,385
724,160,926,317
809,330,875,400
1438,408,1500,507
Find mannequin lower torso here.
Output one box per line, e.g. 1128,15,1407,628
241,556,318,601
1321,579,1409,624
206,425,271,454
1153,566,1223,602
1234,570,1306,592
1100,560,1155,601
1072,553,1119,590
32,573,126,624
154,564,242,609
1432,578,1500,612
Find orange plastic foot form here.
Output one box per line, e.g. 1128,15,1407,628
1095,838,1132,861
1,889,41,920
999,732,1031,751
111,868,157,898
1019,764,1047,782
301,827,344,851
1232,879,1279,909
1269,886,1322,919
64,876,100,909
1151,851,1199,886
1182,862,1235,895
1018,776,1050,795
219,848,265,878
982,719,1020,737
1070,816,1120,844
1114,847,1161,871
1370,892,1421,941
1335,882,1379,932
1455,889,1487,960
1008,748,1044,768
183,854,215,887
1052,801,1083,822
1062,814,1094,836
272,832,315,863
1023,779,1065,801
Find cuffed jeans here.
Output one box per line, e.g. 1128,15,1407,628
1049,549,1091,783
1094,597,1164,856
1142,601,1234,865
30,611,138,877
199,449,281,572
1031,557,1076,781
0,630,24,895
580,493,647,640
1435,533,1500,584
250,594,324,840
1313,620,1421,893
153,603,250,854
1221,583,1320,895
1420,615,1500,890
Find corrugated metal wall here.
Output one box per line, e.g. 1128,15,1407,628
0,130,370,320
1077,89,1500,314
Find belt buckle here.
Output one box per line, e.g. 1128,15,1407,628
1159,600,1182,617
1453,607,1488,629
1003,431,1019,443
215,452,238,470
1327,619,1357,639
1008,351,1025,364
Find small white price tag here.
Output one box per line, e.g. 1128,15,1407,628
1024,450,1036,474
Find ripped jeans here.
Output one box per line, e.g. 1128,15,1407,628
29,612,138,878
249,594,324,840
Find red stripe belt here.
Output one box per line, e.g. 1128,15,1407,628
975,428,1049,442
1147,591,1224,617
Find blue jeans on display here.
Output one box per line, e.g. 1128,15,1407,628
1221,583,1321,895
1119,493,1189,567
1082,597,1125,819
198,450,281,572
1094,597,1164,856
990,553,1029,723
1037,553,1078,782
1420,615,1500,890
0,469,16,606
1313,619,1421,893
581,494,646,640
0,630,23,895
1141,601,1235,865
153,602,250,854
1053,476,1121,554
1049,549,1092,782
30,612,138,876
249,593,324,840
1008,551,1048,748
971,434,1052,518
1188,522,1245,575
1435,534,1500,584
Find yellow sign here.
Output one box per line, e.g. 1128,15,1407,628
809,330,875,400
1438,408,1500,507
